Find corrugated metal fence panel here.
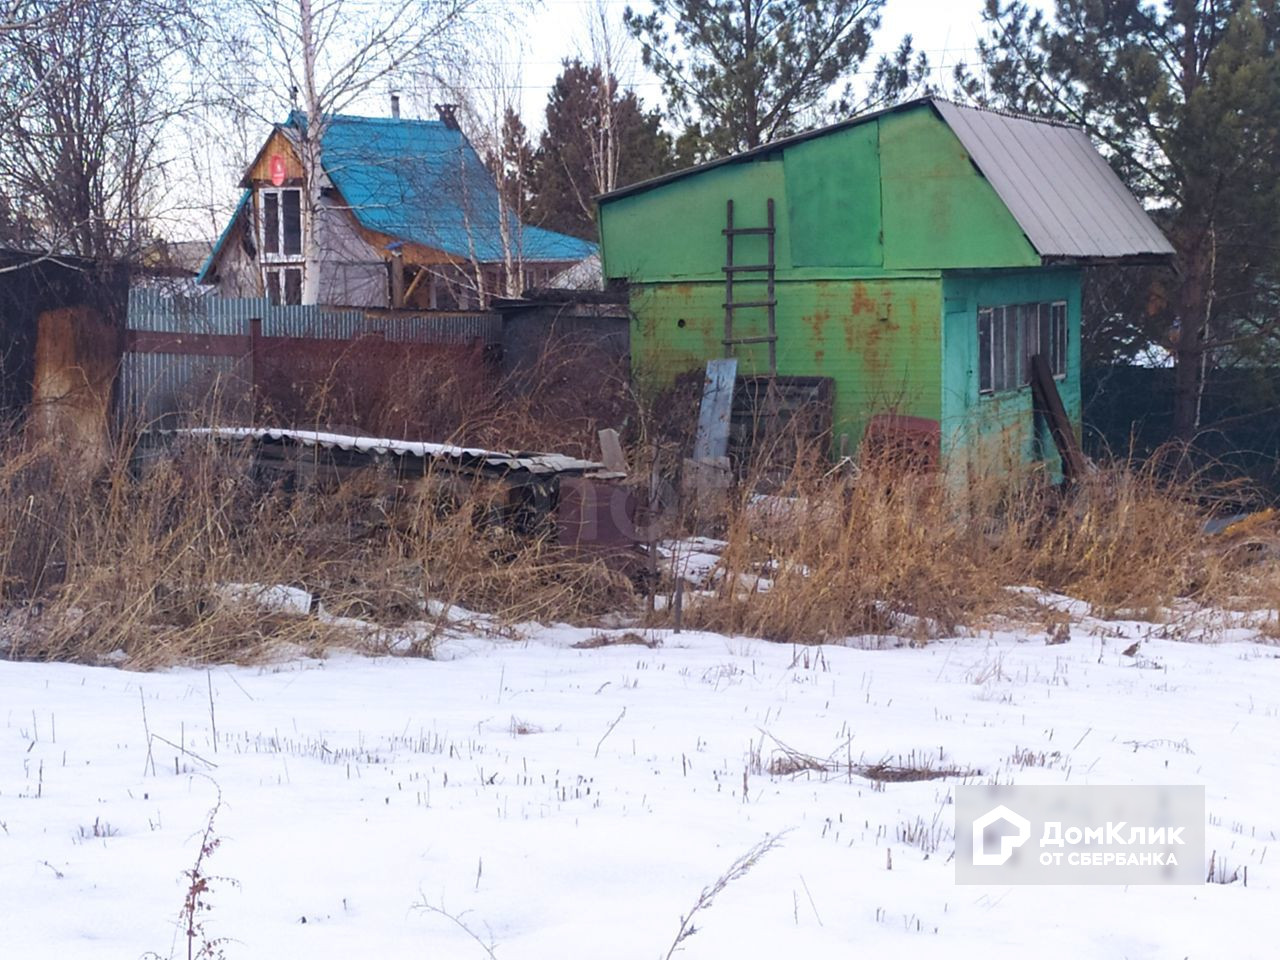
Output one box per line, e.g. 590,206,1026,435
374,312,502,344
127,290,501,343
119,351,251,429
126,287,249,335
262,308,501,343
261,304,358,339
121,292,501,427
208,297,270,336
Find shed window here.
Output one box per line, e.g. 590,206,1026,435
260,188,302,259
978,300,1067,394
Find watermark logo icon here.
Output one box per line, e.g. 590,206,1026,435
971,804,1032,866
956,785,1205,885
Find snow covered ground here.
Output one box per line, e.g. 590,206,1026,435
3,604,1279,959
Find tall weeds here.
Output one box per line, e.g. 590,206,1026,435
685,443,1272,643
0,427,633,667
2,369,1274,665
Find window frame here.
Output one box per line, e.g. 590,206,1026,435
264,266,303,305
977,299,1069,396
258,187,303,261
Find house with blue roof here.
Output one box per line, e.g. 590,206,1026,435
198,104,596,310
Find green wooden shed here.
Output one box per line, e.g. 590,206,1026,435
596,97,1174,478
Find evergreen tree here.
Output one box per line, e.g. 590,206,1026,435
623,0,927,156
485,107,536,219
531,59,677,240
956,0,1280,441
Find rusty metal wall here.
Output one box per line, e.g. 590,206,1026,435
121,289,501,429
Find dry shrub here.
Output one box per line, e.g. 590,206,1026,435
255,332,634,461
0,426,635,668
685,442,1268,644
690,451,1009,643
405,480,636,624
1014,461,1226,617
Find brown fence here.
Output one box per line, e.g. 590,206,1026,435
121,288,501,434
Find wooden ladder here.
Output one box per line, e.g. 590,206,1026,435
722,198,777,375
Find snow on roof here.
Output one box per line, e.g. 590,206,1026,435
177,426,609,476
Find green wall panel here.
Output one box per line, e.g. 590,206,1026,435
783,123,883,268
940,269,1083,478
600,102,1086,473
599,102,1042,287
629,277,943,451
598,159,790,282
879,109,1040,271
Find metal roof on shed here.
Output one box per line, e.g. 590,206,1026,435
931,100,1174,262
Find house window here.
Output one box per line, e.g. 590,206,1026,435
260,188,302,258
978,300,1067,394
265,266,302,305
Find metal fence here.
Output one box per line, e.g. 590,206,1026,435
121,287,501,428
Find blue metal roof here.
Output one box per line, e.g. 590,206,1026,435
316,113,594,262
204,113,594,280
197,190,250,283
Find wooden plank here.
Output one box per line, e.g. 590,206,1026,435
390,252,405,308
724,199,734,357
597,428,628,474
766,197,777,375
1030,352,1087,481
693,358,738,461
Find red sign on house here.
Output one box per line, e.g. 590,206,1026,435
269,155,286,186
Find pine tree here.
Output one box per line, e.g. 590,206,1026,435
531,59,677,240
623,0,908,156
957,0,1280,441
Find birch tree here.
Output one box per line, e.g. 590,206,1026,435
0,0,203,260
420,36,539,303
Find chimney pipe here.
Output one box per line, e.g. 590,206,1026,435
434,103,460,131
390,93,400,119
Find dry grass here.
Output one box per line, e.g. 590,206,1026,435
3,359,1278,668
0,424,635,668
681,440,1277,644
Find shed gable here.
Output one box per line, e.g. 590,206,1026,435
599,103,1039,281
598,97,1173,279
878,107,1040,270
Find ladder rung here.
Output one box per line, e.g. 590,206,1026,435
723,335,779,346
723,264,773,273
723,227,775,236
723,299,777,309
